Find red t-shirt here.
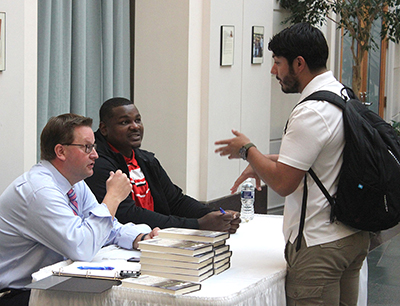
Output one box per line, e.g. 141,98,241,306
108,143,154,211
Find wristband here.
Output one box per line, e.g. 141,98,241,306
140,234,147,241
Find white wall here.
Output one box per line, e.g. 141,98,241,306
135,0,272,202
0,0,37,194
1,0,399,204
386,41,400,122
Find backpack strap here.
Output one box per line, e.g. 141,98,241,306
284,90,348,134
296,173,308,251
300,90,347,110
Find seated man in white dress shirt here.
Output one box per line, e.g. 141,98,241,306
0,113,159,306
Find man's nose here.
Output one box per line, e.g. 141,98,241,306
129,122,140,129
90,148,99,159
270,64,277,75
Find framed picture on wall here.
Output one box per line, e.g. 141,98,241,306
0,12,5,71
251,26,264,64
220,25,234,66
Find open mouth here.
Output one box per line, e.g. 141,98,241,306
129,133,141,141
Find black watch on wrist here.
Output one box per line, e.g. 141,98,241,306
239,143,256,160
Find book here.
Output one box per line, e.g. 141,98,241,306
157,227,229,244
139,256,213,270
121,275,201,295
214,244,230,255
213,257,230,270
51,260,140,280
214,250,232,263
214,262,230,275
140,250,214,264
213,240,226,248
140,262,213,277
141,269,214,283
138,238,213,256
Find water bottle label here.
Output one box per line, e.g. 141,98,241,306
241,190,254,200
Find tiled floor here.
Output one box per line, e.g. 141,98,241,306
367,232,400,305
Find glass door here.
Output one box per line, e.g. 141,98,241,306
340,18,387,117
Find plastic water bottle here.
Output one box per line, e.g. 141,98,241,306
241,178,255,222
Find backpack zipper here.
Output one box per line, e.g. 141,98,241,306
388,149,400,166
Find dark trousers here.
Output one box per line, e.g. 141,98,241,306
0,289,31,306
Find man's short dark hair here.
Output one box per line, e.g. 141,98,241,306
99,97,133,124
268,22,328,72
40,113,93,161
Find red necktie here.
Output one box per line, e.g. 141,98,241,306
67,188,79,216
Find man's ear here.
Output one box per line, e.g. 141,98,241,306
54,144,67,161
294,56,306,73
99,122,108,137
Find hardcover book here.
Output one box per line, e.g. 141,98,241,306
140,262,213,277
139,256,213,270
157,227,229,243
140,250,215,263
214,250,232,263
214,262,230,275
214,244,230,255
140,269,214,283
138,238,213,256
121,275,201,295
213,257,230,270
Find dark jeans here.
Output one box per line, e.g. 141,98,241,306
0,288,31,306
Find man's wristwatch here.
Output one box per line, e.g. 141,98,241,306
239,143,256,160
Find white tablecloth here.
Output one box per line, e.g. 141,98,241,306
29,215,287,306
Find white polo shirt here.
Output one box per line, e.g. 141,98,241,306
278,71,357,247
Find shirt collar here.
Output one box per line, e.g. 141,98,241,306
40,160,74,195
299,71,336,102
107,142,137,167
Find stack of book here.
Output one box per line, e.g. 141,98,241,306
138,228,232,282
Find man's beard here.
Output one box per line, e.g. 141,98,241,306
279,67,300,94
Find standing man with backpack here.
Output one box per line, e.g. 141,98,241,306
215,23,370,305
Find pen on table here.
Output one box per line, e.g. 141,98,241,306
219,207,226,214
77,266,115,270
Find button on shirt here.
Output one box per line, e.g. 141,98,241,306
0,160,151,289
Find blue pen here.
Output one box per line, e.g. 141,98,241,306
77,266,114,270
219,207,226,214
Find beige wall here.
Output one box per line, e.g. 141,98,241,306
0,0,37,194
135,0,272,202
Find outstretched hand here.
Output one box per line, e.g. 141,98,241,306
230,164,262,194
214,129,251,159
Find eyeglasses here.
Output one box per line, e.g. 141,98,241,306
63,143,97,154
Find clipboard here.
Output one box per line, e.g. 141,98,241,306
26,275,121,293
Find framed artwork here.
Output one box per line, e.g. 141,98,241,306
251,26,264,64
220,25,234,66
0,12,5,71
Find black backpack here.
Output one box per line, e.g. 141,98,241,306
295,87,400,251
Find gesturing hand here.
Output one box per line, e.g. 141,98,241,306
214,129,251,159
106,170,131,203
